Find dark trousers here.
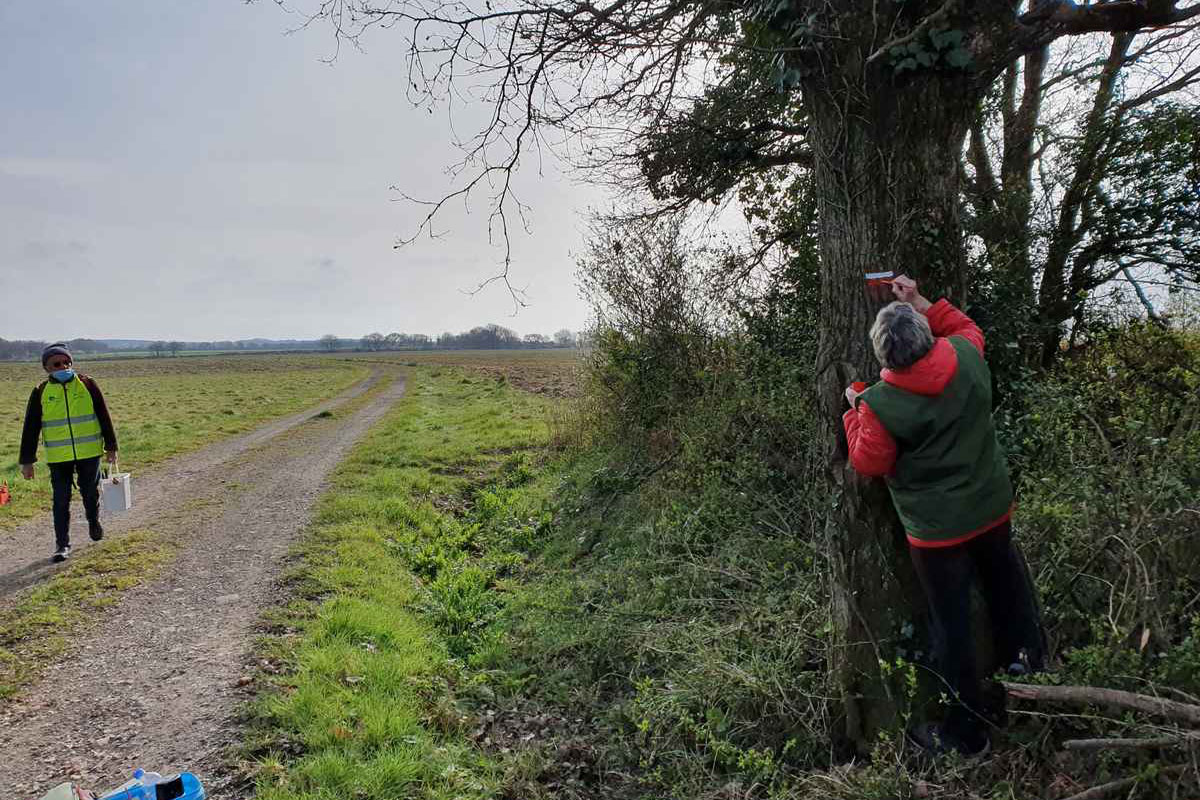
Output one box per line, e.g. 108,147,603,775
909,520,1045,747
48,456,102,549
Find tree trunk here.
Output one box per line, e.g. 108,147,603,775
967,54,1048,372
803,64,983,753
1037,33,1133,365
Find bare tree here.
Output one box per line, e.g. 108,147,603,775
299,0,1200,750
965,27,1200,364
320,334,340,351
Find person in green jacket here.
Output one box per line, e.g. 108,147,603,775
843,275,1045,755
19,343,119,562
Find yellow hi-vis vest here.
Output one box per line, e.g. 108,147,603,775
40,376,104,463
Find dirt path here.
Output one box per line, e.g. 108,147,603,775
0,370,407,799
0,368,382,600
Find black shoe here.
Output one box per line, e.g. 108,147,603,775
906,722,990,757
52,545,71,563
979,680,1009,727
89,519,104,541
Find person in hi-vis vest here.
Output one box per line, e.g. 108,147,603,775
18,343,119,562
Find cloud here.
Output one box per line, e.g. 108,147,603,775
0,158,112,184
20,239,90,260
0,0,596,341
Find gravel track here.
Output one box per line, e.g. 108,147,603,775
0,370,406,798
0,369,381,600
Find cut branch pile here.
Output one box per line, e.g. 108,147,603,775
1003,682,1200,798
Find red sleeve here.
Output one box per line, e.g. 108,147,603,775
925,298,984,356
842,401,897,477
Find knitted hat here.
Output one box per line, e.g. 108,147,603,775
41,343,72,367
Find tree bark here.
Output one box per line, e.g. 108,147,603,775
804,60,984,752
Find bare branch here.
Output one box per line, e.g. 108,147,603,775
1061,764,1191,800
865,0,958,64
1062,735,1196,751
1004,681,1200,726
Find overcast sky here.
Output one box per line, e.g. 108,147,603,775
0,1,601,341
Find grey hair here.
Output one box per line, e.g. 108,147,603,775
870,302,934,369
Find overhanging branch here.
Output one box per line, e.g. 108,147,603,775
1019,0,1200,34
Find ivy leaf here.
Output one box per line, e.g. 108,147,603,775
944,47,972,68
895,57,918,73
930,28,966,51
915,51,935,67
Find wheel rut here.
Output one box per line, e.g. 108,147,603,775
0,370,407,798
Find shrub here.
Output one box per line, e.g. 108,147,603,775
999,323,1200,692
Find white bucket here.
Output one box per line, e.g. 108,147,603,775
100,461,132,513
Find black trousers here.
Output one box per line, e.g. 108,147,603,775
909,519,1045,747
47,456,102,549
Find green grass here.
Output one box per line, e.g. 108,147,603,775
0,530,176,698
0,373,400,707
244,367,553,800
226,327,1199,800
0,355,368,529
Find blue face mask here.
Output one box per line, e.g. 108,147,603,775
51,368,75,383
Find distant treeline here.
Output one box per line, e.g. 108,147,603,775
0,337,311,360
0,338,111,361
0,326,580,361
346,325,578,352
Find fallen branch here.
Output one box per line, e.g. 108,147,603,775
1062,764,1190,800
1062,735,1194,751
1003,682,1200,727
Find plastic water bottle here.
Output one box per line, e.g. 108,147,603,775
98,770,163,799
98,769,207,800
137,770,165,789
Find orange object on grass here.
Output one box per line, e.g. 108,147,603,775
0,481,10,506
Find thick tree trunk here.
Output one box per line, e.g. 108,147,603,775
803,66,983,753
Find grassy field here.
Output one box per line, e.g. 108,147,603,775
0,355,368,529
354,349,585,397
84,350,249,359
243,366,556,799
